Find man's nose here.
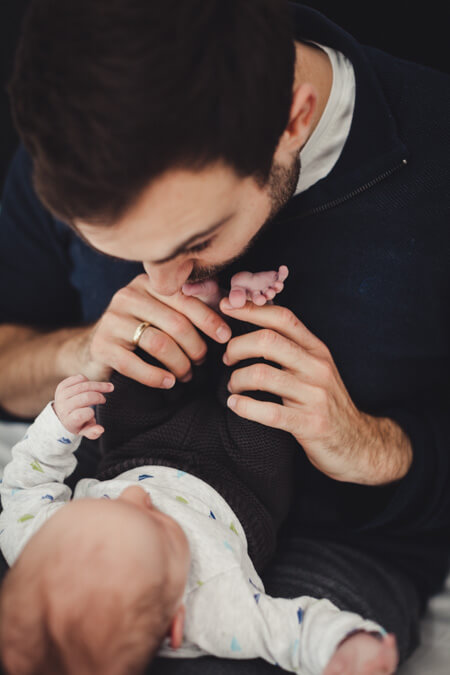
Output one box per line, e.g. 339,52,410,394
144,260,193,296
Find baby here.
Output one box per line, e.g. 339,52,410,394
0,268,397,675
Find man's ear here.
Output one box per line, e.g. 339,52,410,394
169,604,185,650
278,83,317,154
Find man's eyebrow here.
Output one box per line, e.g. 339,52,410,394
71,226,125,262
151,215,233,265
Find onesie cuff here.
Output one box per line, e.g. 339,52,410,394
28,401,81,454
316,616,386,673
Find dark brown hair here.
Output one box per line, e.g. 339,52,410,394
9,0,295,225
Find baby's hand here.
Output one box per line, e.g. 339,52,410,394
228,265,289,308
53,374,114,439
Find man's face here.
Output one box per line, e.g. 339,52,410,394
76,155,300,296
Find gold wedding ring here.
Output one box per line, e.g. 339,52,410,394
132,321,151,348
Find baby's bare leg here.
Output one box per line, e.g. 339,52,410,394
324,632,398,675
229,265,289,308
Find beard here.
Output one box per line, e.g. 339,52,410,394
187,154,300,283
266,152,301,222
187,257,239,283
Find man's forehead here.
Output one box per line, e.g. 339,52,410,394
75,209,234,263
74,164,248,261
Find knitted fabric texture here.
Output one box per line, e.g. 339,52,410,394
96,323,298,571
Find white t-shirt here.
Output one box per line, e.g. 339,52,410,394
295,43,356,195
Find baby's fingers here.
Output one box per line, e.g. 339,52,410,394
66,391,108,412
66,406,96,431
65,380,114,400
57,374,88,391
80,422,105,440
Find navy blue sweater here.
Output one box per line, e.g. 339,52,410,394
0,5,449,600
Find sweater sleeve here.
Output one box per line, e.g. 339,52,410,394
356,401,450,534
0,145,81,328
181,568,384,674
0,402,81,565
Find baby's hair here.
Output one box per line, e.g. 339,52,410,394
0,554,173,675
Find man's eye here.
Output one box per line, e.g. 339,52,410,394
187,239,212,254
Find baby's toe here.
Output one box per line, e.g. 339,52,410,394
229,287,247,308
264,288,276,301
252,290,267,305
272,280,284,293
277,265,289,283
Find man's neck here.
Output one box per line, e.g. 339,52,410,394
293,40,333,143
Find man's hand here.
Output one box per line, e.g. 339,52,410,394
53,374,114,439
77,274,232,388
220,299,412,486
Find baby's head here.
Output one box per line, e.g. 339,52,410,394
0,486,190,675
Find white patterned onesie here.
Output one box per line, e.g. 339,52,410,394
0,403,385,674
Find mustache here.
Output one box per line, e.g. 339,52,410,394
186,217,275,284
187,250,247,283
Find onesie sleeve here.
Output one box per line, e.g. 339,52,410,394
181,568,384,674
0,402,81,565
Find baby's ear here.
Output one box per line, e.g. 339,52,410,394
169,604,185,650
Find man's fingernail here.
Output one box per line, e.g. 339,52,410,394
162,377,175,388
221,299,232,310
180,372,193,383
227,396,237,409
223,353,230,365
216,326,231,342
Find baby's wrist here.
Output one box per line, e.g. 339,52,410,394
51,401,64,426
50,401,78,437
337,628,385,648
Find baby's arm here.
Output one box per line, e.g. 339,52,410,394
183,569,385,674
0,375,112,565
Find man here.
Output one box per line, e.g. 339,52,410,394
0,0,449,672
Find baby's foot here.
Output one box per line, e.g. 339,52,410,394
182,278,222,310
324,632,398,675
228,265,289,308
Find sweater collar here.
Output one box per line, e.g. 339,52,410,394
276,3,408,221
